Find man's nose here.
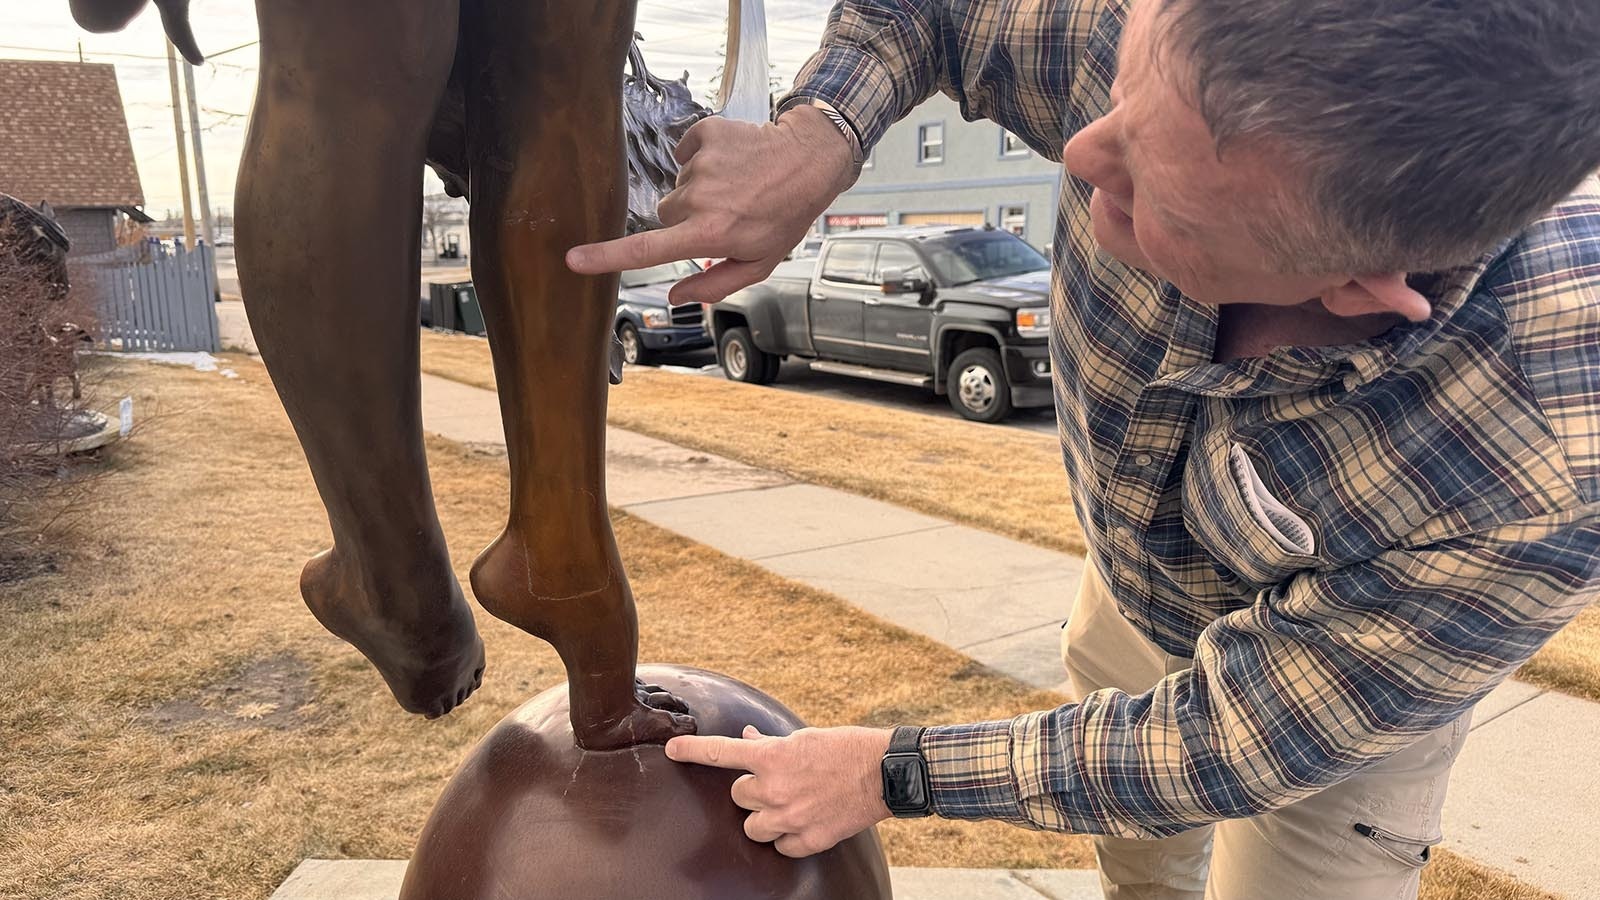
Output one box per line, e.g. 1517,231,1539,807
1063,114,1131,197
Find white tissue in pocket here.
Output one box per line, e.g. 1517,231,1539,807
1227,442,1316,556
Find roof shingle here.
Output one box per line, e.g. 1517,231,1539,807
0,59,145,210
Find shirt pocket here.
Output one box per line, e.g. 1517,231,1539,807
1183,428,1321,589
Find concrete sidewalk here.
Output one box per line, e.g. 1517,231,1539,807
423,373,1081,692
270,860,1102,900
417,369,1600,899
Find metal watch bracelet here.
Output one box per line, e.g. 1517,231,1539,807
776,96,867,167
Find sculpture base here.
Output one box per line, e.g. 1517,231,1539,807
400,664,893,900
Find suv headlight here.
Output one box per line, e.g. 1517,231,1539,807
640,308,671,329
1015,306,1051,338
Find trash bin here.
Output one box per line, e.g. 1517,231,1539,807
428,281,466,332
454,284,486,336
427,281,484,335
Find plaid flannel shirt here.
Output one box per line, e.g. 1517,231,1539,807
784,0,1600,837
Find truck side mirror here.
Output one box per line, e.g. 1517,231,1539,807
880,268,931,298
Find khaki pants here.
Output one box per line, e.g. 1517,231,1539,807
1061,563,1470,900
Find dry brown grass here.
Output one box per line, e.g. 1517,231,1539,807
419,329,1087,554
1424,852,1563,900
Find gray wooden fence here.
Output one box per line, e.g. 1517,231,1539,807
79,242,220,352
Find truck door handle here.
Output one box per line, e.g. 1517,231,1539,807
864,298,882,306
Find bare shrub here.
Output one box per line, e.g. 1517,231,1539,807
0,197,103,578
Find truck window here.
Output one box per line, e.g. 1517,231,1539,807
873,243,927,283
820,241,878,285
922,232,1049,286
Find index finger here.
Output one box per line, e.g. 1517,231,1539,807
567,223,702,276
665,733,763,771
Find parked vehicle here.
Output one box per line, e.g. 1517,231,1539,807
709,225,1053,422
613,259,713,365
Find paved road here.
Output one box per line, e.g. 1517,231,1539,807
213,245,1056,436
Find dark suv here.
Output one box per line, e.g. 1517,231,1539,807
613,260,713,365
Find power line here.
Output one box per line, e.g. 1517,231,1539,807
0,42,254,71
204,39,257,58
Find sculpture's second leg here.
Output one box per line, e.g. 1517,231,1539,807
460,0,695,750
236,0,484,718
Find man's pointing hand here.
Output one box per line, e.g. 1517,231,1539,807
665,724,894,858
567,106,861,305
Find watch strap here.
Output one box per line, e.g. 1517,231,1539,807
889,724,925,755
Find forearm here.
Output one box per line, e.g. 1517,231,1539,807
782,0,1102,161
919,513,1600,836
780,0,941,152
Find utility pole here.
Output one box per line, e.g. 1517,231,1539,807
182,62,217,248
165,40,197,250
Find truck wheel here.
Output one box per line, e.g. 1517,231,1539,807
719,326,778,385
618,322,653,366
947,347,1013,423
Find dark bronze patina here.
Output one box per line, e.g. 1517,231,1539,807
70,3,892,895
402,665,893,899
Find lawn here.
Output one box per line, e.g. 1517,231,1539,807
419,329,1600,706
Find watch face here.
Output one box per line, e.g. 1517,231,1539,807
882,754,930,812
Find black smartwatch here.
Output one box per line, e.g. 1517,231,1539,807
880,725,933,818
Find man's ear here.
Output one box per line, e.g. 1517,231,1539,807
1322,273,1431,323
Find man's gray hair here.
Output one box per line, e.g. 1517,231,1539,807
1158,0,1600,274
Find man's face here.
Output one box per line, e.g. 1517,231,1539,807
1062,1,1345,306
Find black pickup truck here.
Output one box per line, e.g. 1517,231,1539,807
708,225,1053,422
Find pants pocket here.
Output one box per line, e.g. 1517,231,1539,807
1353,822,1439,869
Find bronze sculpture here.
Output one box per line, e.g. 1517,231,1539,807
72,0,687,741
401,665,891,899
69,1,893,895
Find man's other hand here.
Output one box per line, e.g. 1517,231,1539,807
665,724,893,858
567,106,861,306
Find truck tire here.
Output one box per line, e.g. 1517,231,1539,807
947,347,1013,423
719,326,778,385
617,321,654,366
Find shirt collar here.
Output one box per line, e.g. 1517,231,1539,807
1146,240,1512,399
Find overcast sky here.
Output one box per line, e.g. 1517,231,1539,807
4,0,834,215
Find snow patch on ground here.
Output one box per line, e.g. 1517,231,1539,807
88,351,243,379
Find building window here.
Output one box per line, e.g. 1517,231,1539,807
1001,205,1027,237
918,123,944,164
1001,129,1029,157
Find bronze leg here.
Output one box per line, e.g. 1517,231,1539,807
459,0,695,749
235,0,484,718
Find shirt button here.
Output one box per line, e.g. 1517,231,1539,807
1134,453,1154,468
